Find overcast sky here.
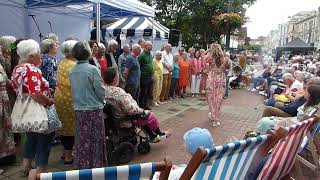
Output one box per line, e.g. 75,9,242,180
244,0,320,39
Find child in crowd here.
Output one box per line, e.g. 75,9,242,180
152,128,214,180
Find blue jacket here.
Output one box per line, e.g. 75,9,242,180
69,60,106,111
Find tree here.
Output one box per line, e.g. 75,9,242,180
212,12,243,49
140,0,256,48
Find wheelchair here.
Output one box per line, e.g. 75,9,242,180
103,104,151,165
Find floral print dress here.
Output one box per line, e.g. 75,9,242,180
206,57,226,121
0,64,15,159
40,54,57,90
54,58,76,136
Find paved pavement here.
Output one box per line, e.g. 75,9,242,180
0,89,318,179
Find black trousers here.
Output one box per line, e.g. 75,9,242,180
139,76,153,108
60,136,74,151
125,84,140,102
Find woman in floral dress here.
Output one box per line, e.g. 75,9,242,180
0,63,15,164
54,40,78,165
205,44,227,127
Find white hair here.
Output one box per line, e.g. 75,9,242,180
122,44,130,49
0,36,16,51
155,50,162,56
282,73,295,81
98,43,105,49
17,39,40,63
40,38,55,54
45,33,59,42
132,44,141,51
60,40,78,57
108,40,118,47
294,70,305,80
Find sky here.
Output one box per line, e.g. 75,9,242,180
244,0,320,39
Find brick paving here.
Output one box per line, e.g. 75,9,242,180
1,89,319,179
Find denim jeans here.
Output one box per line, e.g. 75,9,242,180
169,78,178,98
139,76,153,108
251,77,266,89
24,132,55,167
224,71,229,97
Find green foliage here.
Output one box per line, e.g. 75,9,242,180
140,0,256,48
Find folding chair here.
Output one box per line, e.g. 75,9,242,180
294,106,320,177
29,158,172,180
257,118,317,180
297,122,320,172
180,133,279,180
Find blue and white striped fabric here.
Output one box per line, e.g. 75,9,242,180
192,135,269,180
40,162,156,180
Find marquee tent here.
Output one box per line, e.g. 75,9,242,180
106,17,169,39
275,38,316,61
0,0,155,41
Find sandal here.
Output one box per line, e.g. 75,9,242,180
212,121,221,127
150,135,162,143
22,169,32,176
64,160,73,166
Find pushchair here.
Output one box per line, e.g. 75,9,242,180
103,104,151,165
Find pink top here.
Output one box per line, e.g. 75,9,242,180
191,57,203,75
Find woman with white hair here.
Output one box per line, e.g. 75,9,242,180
54,40,78,165
152,51,163,106
69,41,106,169
40,38,59,91
105,39,118,68
0,36,16,76
11,39,54,175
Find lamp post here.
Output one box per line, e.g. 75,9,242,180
225,0,233,50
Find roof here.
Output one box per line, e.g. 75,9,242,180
281,38,313,48
106,17,169,39
7,0,155,19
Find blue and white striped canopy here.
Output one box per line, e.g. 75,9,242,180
106,17,169,39
24,0,155,19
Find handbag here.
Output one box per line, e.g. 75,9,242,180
45,105,62,133
11,67,48,133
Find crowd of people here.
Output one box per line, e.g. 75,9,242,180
0,33,232,176
3,31,319,179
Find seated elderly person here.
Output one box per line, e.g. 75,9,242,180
257,77,320,134
103,67,171,143
265,73,304,107
248,65,271,91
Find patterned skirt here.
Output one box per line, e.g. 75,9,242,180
73,109,106,169
0,90,15,159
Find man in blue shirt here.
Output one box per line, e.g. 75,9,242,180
124,44,141,101
262,97,305,117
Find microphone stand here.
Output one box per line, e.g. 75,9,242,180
48,21,53,33
29,15,43,41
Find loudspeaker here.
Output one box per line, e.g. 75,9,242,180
169,29,180,47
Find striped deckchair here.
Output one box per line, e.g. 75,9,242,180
30,158,172,180
180,134,277,180
257,118,316,180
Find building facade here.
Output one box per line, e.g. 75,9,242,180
270,8,320,51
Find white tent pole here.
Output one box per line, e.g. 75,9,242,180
96,0,101,43
152,17,155,44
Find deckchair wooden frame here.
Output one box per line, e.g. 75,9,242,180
29,158,172,180
179,129,284,180
293,108,320,179
180,118,318,180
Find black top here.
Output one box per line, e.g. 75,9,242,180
279,97,306,116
